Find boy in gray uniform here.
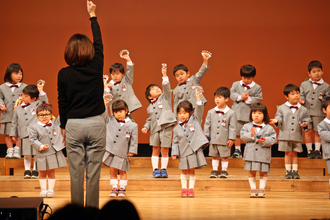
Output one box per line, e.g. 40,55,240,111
10,84,48,178
270,84,310,179
172,51,211,115
300,60,330,159
230,64,262,158
204,87,237,178
317,97,330,199
142,65,177,178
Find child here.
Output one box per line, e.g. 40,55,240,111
300,60,330,159
142,65,177,178
10,84,48,178
204,87,237,178
172,90,208,198
0,63,27,159
104,50,142,115
270,84,310,179
317,97,330,199
102,100,138,197
240,103,277,198
28,104,67,197
230,64,263,158
172,51,211,114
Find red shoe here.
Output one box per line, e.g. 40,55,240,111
188,188,195,198
181,188,188,198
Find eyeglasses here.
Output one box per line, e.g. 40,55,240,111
37,114,51,118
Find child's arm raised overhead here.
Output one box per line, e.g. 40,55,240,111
121,50,134,85
195,51,211,85
161,64,171,101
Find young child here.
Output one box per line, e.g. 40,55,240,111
230,64,263,158
102,100,138,197
270,84,310,179
172,51,211,114
300,60,330,159
104,50,142,115
142,65,177,178
204,87,237,178
10,84,48,178
240,103,277,198
317,97,330,199
172,90,208,198
0,63,27,159
28,104,67,198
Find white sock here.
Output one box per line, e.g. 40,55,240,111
119,180,128,190
110,179,118,189
285,164,292,171
39,179,47,190
292,164,298,171
24,155,32,170
161,157,169,170
48,179,56,191
180,174,188,189
315,143,321,151
221,161,229,171
212,159,219,170
151,156,159,170
259,177,267,190
189,174,196,189
14,146,19,150
235,145,241,151
248,177,256,189
33,156,37,170
306,143,312,151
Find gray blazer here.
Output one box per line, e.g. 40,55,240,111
105,115,138,159
230,81,262,122
240,122,277,164
172,104,209,158
10,94,48,138
317,120,330,160
28,118,65,157
275,103,311,142
108,63,142,114
143,81,177,134
0,83,27,123
300,80,330,117
173,64,209,114
204,108,237,145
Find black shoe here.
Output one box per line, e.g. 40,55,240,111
285,170,293,179
219,170,228,178
24,170,31,179
210,170,218,178
292,170,300,179
31,170,39,179
307,150,314,159
314,150,322,159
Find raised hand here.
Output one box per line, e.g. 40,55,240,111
119,50,131,62
87,0,96,17
161,63,167,77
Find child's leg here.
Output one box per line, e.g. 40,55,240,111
235,137,241,151
291,151,300,179
39,171,47,197
188,168,196,190
212,157,220,171
221,157,229,171
31,155,38,178
305,129,314,158
118,171,127,197
314,132,322,159
5,135,13,149
180,170,188,197
248,171,257,189
259,172,268,190
24,155,32,171
284,151,292,170
151,146,160,170
110,167,119,188
47,169,56,197
160,147,169,169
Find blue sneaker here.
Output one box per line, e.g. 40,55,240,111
232,149,242,158
160,169,168,178
153,169,161,178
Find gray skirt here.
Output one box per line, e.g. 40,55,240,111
20,137,36,155
103,151,129,171
36,151,67,171
0,122,11,135
244,161,270,173
327,160,330,174
178,148,207,170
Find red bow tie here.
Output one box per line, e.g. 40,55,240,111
151,98,158,104
242,84,250,89
253,124,263,129
117,119,125,123
10,85,18,88
44,123,52,127
179,82,187,86
180,120,188,127
114,81,121,85
312,82,321,85
290,106,298,110
216,110,224,115
21,103,30,108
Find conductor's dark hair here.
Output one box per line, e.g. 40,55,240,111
283,84,300,96
110,63,125,74
214,87,230,98
173,64,188,76
64,34,95,66
308,60,323,72
22,84,39,99
250,103,270,124
4,63,23,83
177,100,193,116
145,84,160,103
240,64,256,77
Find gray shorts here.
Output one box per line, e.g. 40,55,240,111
236,120,247,136
0,122,11,135
308,116,324,131
278,141,303,153
150,126,173,148
208,144,231,157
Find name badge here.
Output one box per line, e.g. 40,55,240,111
30,108,36,115
158,102,163,109
122,84,126,92
221,118,227,127
126,131,130,138
189,124,195,131
53,128,57,136
319,93,324,100
190,83,195,89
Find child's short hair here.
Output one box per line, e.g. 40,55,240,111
64,34,94,66
321,97,330,110
37,103,53,114
4,63,23,83
250,103,270,124
240,65,256,77
177,100,193,115
173,64,188,76
308,60,322,72
109,63,125,74
214,87,230,98
145,84,160,103
283,84,299,96
23,84,39,99
112,100,129,115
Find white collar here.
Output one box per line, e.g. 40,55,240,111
252,122,265,128
324,118,330,124
214,106,230,114
240,80,255,88
37,120,52,127
6,82,21,87
309,78,324,84
285,101,301,109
